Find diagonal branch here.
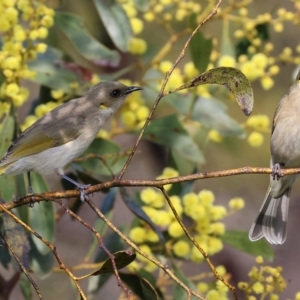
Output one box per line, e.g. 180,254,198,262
116,0,223,180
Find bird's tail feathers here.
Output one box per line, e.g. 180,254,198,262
249,186,291,244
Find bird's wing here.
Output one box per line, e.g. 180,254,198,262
272,93,287,134
0,127,56,170
0,100,86,166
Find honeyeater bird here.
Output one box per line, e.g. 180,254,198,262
0,81,142,200
249,75,300,244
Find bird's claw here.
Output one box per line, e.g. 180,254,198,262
25,186,35,207
272,163,282,181
79,184,91,202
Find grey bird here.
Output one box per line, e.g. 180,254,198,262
249,76,300,244
0,81,142,200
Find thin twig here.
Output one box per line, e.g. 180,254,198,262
52,199,130,299
0,203,87,300
116,0,223,180
160,187,238,300
0,232,43,300
85,198,206,300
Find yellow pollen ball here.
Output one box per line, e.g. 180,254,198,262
173,240,190,257
248,131,264,147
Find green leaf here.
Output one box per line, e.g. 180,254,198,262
173,264,198,300
54,11,120,65
78,138,128,177
29,57,80,93
119,187,165,242
92,0,132,51
29,235,54,276
20,273,32,300
236,23,269,57
171,150,199,175
88,232,123,295
15,174,29,226
91,251,136,275
0,108,14,158
2,210,30,270
0,176,15,202
172,67,254,116
0,232,12,269
119,273,160,300
28,173,55,255
144,114,205,164
220,19,235,58
221,230,274,261
140,278,160,300
192,97,245,136
190,31,213,73
133,0,151,11
100,188,117,214
94,232,123,263
0,111,15,202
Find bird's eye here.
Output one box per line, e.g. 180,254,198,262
110,89,121,98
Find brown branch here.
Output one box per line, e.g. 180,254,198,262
52,199,130,299
0,203,87,300
2,166,299,211
85,197,206,300
116,0,223,180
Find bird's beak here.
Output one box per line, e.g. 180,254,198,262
124,86,143,95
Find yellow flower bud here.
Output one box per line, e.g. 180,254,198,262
40,15,54,27
36,43,47,53
5,7,18,22
130,18,144,35
173,240,190,257
218,55,236,67
29,30,39,40
3,69,13,78
51,89,64,99
197,282,209,293
128,38,147,55
5,83,19,97
145,229,159,242
261,76,274,90
273,22,283,32
129,227,146,243
168,221,184,238
248,131,264,147
252,282,264,294
136,105,149,121
0,18,11,32
96,129,109,139
229,197,245,210
22,115,38,131
14,26,26,42
38,27,48,39
2,56,20,69
198,190,215,205
268,65,280,75
208,129,223,143
256,256,264,264
144,12,155,22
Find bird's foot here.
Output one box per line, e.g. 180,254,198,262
272,163,282,181
27,186,35,207
78,184,91,202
